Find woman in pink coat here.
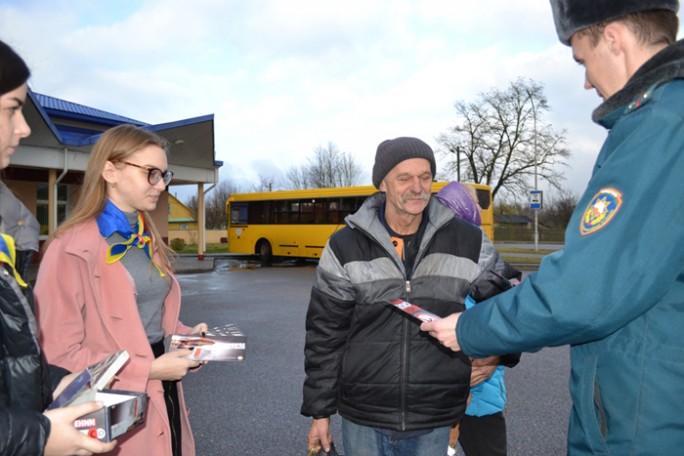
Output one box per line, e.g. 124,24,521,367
35,124,206,456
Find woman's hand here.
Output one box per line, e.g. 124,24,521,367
53,372,80,398
43,402,117,455
190,322,209,335
150,349,200,381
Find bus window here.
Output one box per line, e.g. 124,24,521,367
340,196,365,219
274,200,289,224
301,200,315,224
231,202,248,225
327,199,341,224
314,200,327,224
475,189,491,210
246,201,265,224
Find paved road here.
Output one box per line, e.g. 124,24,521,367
178,261,571,455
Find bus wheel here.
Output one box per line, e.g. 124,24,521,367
257,240,272,265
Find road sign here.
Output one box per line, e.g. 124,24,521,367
530,189,543,209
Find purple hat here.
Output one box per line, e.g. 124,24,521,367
436,182,481,226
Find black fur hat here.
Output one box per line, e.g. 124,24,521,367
550,0,680,45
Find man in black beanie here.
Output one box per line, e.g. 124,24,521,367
423,2,684,455
302,137,514,455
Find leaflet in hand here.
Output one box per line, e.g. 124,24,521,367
49,350,130,409
170,323,246,361
48,350,147,442
389,299,441,323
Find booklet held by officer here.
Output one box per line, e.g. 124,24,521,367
48,350,147,442
389,299,442,323
170,323,247,361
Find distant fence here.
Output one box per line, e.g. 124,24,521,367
495,227,565,243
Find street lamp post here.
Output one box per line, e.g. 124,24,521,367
528,91,540,252
456,146,461,182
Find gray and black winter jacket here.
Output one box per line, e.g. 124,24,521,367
302,193,513,431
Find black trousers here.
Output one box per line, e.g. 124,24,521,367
458,412,507,456
151,340,182,456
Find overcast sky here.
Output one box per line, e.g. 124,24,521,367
3,1,681,202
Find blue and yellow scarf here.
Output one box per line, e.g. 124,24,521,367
0,232,28,287
97,200,165,276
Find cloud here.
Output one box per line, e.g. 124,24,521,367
4,0,675,202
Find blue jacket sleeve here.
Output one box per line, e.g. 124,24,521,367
458,96,684,356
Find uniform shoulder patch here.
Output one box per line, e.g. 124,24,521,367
580,188,623,236
625,83,658,113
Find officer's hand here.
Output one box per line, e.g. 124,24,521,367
420,312,462,351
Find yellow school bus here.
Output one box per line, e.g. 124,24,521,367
225,182,493,262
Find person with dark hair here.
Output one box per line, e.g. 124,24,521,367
301,137,516,456
35,124,207,456
0,39,117,456
422,2,684,454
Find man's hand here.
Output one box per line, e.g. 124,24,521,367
470,356,500,386
420,312,462,351
43,401,118,455
307,417,332,454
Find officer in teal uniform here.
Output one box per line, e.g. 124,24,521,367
421,1,684,455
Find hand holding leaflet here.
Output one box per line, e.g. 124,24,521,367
420,313,462,352
170,323,246,361
389,299,463,351
421,269,521,352
47,350,148,442
388,299,441,323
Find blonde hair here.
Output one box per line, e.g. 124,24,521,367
47,124,174,271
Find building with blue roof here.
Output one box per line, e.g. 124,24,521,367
4,89,220,256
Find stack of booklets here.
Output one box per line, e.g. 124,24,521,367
48,350,147,442
170,323,246,361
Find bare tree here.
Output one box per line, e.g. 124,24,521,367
185,179,242,230
285,142,362,189
439,78,570,202
285,165,310,190
252,174,277,192
337,149,362,188
494,188,578,231
539,189,579,229
185,194,198,216
204,181,235,229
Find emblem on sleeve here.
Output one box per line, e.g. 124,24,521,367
580,188,623,236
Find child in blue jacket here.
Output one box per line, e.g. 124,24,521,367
436,182,521,456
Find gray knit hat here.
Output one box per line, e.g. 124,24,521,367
550,0,680,45
372,137,436,188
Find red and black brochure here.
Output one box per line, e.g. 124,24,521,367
388,299,441,323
